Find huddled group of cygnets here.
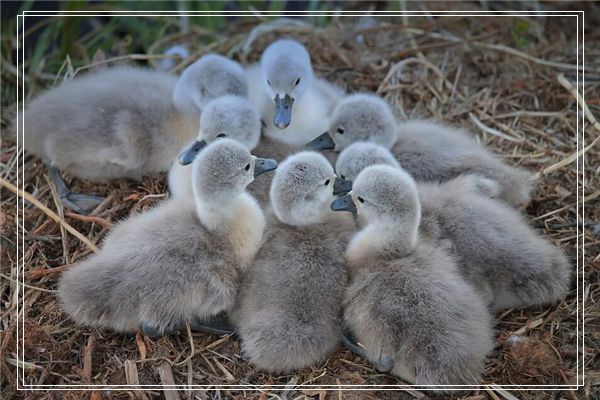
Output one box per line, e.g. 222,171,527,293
23,38,571,389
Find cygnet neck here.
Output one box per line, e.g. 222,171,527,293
193,189,245,233
196,188,265,267
346,213,420,266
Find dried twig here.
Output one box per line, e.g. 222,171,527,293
472,42,591,72
45,174,70,264
469,113,524,143
175,323,196,367
65,212,112,228
1,273,57,293
538,122,600,177
25,263,76,279
557,73,600,132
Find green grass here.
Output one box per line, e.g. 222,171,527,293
511,19,531,49
3,1,343,75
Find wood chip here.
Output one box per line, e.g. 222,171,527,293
81,335,95,382
156,361,180,400
124,359,140,386
125,359,148,400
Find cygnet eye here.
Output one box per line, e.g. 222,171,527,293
357,196,365,203
216,133,227,138
340,174,346,180
295,78,300,86
337,128,345,135
267,80,271,86
245,163,251,171
324,179,330,186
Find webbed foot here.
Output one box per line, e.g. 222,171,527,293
47,163,104,214
61,192,105,214
341,333,393,372
141,322,164,338
376,355,394,373
190,312,236,336
141,321,184,338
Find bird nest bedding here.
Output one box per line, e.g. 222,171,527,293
0,9,598,400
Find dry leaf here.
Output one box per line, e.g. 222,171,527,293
90,390,103,400
123,193,141,202
135,331,147,361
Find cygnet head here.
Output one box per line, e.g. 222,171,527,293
192,139,277,205
173,54,248,115
178,96,262,165
261,39,314,129
305,94,397,152
269,151,337,226
335,142,400,182
331,165,421,247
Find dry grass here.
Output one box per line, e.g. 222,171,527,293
1,4,599,400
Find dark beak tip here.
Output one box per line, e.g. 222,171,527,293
254,158,278,177
265,159,278,171
178,154,193,166
330,201,340,212
178,139,207,165
330,195,357,213
305,131,335,151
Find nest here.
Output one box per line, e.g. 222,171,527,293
1,4,598,400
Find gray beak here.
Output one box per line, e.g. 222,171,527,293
273,94,294,129
330,194,357,213
333,177,353,196
178,139,207,165
305,131,335,151
254,158,278,177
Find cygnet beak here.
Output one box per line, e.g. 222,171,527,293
254,158,278,177
273,94,294,129
305,131,335,151
333,177,353,196
330,194,357,213
178,139,207,165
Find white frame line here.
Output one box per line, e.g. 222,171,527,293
14,9,585,392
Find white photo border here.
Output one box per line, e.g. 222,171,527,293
13,8,586,393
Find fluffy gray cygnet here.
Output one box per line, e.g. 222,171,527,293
331,165,494,389
22,53,248,213
58,139,277,337
232,151,356,373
